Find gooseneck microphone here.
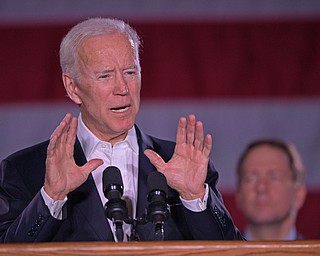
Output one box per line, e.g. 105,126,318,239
146,171,170,241
103,166,128,242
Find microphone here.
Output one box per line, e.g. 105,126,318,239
103,166,128,242
146,171,170,241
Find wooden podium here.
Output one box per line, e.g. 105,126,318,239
0,240,319,256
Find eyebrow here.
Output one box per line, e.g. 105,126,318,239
124,64,138,70
95,65,138,74
95,69,113,75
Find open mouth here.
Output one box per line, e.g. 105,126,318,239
111,106,129,113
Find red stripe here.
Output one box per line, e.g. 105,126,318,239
1,20,320,103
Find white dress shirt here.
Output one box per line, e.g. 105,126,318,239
77,114,139,241
41,113,209,241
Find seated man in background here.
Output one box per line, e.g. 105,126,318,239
235,139,307,240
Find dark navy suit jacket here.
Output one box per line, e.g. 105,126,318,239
0,125,242,242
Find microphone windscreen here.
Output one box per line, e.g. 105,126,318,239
103,166,123,191
147,172,168,195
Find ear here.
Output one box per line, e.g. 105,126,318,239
294,184,307,211
62,73,82,105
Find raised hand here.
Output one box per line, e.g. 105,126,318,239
44,113,103,200
144,114,212,200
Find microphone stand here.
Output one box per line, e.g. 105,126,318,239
106,201,169,241
103,167,170,242
124,215,148,241
114,221,124,242
105,198,128,242
154,222,165,241
146,191,170,241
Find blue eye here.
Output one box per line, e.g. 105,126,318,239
125,70,136,76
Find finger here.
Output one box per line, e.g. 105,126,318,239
144,149,166,171
47,135,57,158
203,134,213,157
82,159,104,176
194,120,204,150
49,113,70,140
187,114,196,145
66,117,78,147
59,114,73,144
47,113,73,158
50,113,72,145
176,117,187,145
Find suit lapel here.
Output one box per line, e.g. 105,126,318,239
135,127,155,218
134,127,157,240
67,139,114,241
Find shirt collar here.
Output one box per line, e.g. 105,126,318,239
243,226,299,240
77,113,139,157
285,227,299,240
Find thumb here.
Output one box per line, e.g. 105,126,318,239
144,149,165,171
82,158,104,175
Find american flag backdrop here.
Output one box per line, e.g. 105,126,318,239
1,0,320,238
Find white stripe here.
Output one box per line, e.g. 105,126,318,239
1,99,319,189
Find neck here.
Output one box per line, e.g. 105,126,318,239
246,218,296,240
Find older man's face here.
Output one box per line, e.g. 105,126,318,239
72,33,141,144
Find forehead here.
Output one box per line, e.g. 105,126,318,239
242,145,291,172
79,33,134,58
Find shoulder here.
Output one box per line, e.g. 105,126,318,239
1,140,50,180
4,140,49,164
0,140,50,195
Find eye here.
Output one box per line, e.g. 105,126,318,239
242,174,258,185
124,67,139,76
98,74,110,79
269,173,281,182
125,70,136,76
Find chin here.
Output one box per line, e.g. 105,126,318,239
115,123,134,133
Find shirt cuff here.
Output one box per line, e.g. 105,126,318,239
40,187,67,219
180,183,209,212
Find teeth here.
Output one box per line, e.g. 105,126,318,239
111,107,128,113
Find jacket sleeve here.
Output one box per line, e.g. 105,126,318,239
182,161,244,240
0,159,63,243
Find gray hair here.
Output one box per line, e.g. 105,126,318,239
59,17,141,80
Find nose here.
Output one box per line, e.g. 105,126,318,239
114,73,128,95
255,177,268,193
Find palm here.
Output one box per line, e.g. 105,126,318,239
168,142,209,193
44,114,103,200
144,115,212,200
